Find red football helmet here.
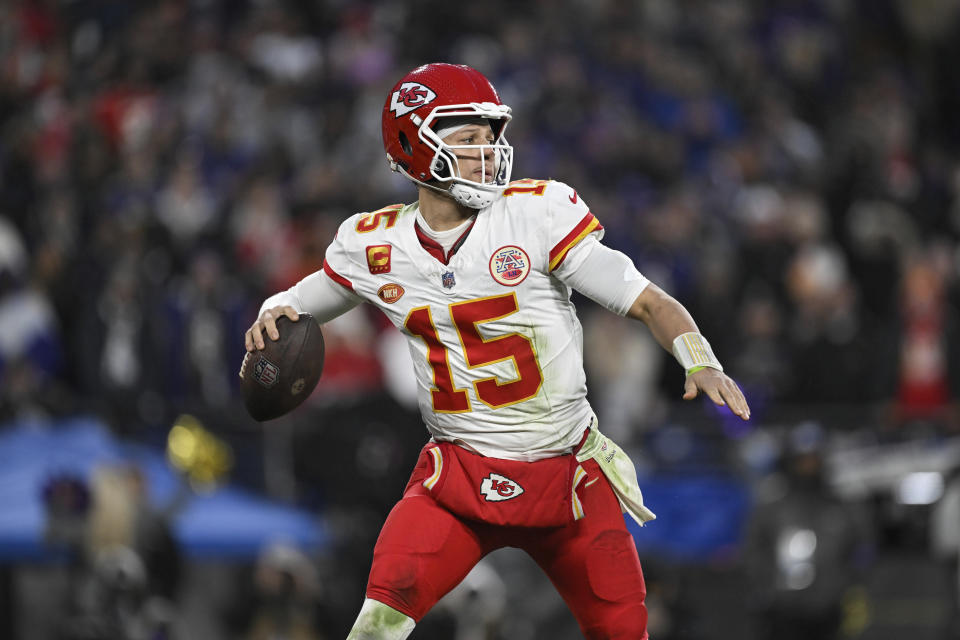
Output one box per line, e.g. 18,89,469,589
382,63,513,209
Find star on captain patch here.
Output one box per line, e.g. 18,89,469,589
441,271,456,289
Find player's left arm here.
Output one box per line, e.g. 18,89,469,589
627,284,750,420
541,181,749,419
554,234,749,420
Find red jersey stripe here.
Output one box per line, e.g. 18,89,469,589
323,258,354,291
549,212,603,271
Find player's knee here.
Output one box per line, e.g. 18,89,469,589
347,598,416,640
582,604,648,640
369,551,419,591
609,604,649,639
586,530,646,603
366,551,433,620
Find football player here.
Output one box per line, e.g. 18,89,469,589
244,63,750,639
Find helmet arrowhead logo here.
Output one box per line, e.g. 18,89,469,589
390,82,437,117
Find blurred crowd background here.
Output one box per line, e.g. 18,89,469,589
1,0,959,638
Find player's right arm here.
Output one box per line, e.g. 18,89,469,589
245,270,362,351
246,215,368,352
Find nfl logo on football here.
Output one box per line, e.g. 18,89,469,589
441,271,456,289
254,358,279,388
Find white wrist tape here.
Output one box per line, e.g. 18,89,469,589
672,332,723,374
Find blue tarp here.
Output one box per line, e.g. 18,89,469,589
0,416,747,564
0,417,326,561
628,471,750,562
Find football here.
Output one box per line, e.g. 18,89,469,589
240,313,325,421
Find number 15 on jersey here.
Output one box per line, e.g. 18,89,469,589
404,293,543,412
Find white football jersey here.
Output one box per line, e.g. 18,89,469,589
323,179,608,461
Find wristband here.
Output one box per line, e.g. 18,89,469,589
672,332,723,375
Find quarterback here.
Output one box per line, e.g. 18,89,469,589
245,63,750,639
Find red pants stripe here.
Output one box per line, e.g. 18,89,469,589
365,457,649,639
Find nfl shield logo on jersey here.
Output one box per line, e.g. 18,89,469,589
441,271,456,289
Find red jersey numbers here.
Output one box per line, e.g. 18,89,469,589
405,294,544,413
503,179,549,197
405,306,470,412
356,205,402,233
450,294,543,408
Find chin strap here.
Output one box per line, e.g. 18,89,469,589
394,163,501,210
449,182,501,208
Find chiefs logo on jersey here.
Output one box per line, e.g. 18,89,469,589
389,82,437,117
489,245,531,286
480,473,525,501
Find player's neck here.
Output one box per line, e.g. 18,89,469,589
417,186,474,232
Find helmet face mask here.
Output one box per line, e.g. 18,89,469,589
382,64,514,209
420,105,513,206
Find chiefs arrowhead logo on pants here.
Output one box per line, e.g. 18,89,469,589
414,442,580,527
480,473,525,501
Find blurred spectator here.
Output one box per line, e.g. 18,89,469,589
44,464,182,640
892,251,958,427
42,473,91,554
246,7,323,86
729,286,789,405
583,307,665,441
230,175,299,293
0,216,63,419
85,465,181,603
782,242,888,404
73,256,161,432
163,249,250,410
243,541,323,640
306,306,384,403
155,150,217,250
431,559,507,640
745,423,873,640
930,465,960,631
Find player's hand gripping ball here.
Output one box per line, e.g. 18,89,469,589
240,313,324,421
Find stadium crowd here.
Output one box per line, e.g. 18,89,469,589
1,0,959,638
3,0,959,431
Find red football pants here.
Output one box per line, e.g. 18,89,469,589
365,457,649,639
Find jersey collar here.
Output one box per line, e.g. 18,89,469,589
414,218,477,265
